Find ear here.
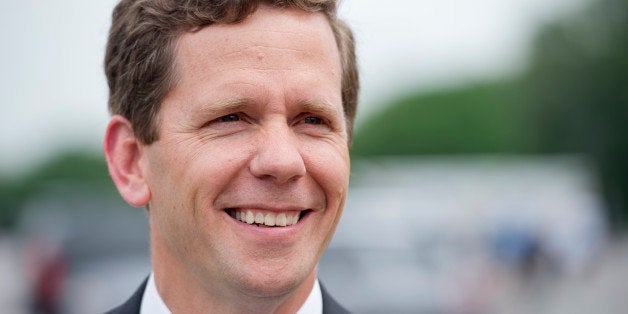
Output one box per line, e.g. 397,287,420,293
104,115,151,207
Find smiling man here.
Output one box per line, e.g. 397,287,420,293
103,1,358,313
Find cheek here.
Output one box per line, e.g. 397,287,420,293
303,141,350,204
149,140,251,212
147,139,255,247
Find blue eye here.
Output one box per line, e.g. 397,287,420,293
220,114,240,122
303,116,323,125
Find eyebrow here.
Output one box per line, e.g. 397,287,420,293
195,97,251,117
297,99,344,119
194,97,344,119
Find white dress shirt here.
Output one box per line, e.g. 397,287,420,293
140,272,322,314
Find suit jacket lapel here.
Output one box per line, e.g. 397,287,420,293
104,277,147,314
320,282,350,314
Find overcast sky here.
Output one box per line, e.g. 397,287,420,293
0,0,590,175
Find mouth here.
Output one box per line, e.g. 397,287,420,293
225,208,312,228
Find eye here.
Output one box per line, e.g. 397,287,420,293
201,112,248,131
303,116,323,125
220,113,241,122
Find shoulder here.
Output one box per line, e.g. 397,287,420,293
103,278,148,314
320,283,350,314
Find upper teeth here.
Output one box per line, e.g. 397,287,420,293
231,209,300,227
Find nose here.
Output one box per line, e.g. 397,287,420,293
249,123,306,184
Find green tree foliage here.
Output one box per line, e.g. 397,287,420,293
351,80,533,156
0,151,115,228
352,0,627,231
524,0,628,231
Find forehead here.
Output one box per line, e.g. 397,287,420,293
173,5,341,85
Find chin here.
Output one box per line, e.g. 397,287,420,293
234,262,314,298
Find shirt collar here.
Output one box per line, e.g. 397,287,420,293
140,272,322,314
297,277,323,314
140,273,169,314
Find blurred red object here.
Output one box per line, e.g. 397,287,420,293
25,237,67,314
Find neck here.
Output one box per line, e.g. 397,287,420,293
150,227,316,314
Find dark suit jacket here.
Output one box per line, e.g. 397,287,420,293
105,278,349,314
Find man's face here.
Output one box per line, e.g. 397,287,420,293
143,5,349,296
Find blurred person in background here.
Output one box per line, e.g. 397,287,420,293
102,0,358,313
25,238,66,313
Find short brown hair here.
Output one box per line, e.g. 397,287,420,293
105,0,359,144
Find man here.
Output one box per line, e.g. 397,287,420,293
102,0,358,313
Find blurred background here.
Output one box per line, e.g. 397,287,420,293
1,0,627,313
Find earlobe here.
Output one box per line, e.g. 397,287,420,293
104,115,151,207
